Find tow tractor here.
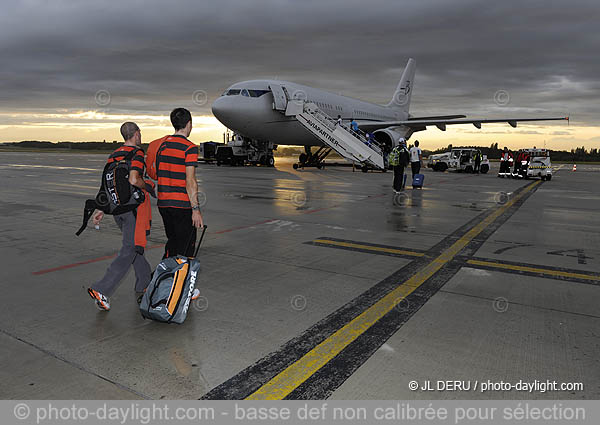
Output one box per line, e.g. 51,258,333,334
523,148,552,181
215,133,276,167
198,141,224,163
427,148,489,173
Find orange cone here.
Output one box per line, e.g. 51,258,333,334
572,164,577,171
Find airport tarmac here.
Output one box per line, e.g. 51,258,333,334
0,152,598,400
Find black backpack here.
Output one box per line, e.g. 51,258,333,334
399,148,410,166
76,148,145,236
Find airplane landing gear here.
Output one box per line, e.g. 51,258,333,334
294,146,332,170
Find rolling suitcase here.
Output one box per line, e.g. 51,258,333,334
412,173,424,188
140,225,207,324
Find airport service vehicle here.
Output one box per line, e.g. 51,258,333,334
198,141,223,163
215,133,275,167
211,58,567,170
524,148,552,181
427,148,489,173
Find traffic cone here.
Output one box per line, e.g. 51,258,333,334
572,164,576,171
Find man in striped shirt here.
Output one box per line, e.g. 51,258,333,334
155,108,204,258
87,122,153,311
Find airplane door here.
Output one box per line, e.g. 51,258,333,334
269,83,288,111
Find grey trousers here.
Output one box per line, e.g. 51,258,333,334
92,211,151,297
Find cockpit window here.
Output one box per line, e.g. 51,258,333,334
247,89,270,97
222,88,270,97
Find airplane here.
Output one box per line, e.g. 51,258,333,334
211,58,568,169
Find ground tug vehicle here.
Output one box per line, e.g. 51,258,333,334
427,148,489,173
519,148,552,180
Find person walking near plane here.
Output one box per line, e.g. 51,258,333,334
350,118,359,133
336,115,342,126
87,122,154,311
409,140,422,178
389,139,410,193
147,108,205,259
474,150,482,173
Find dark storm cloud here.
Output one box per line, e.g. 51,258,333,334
0,0,598,124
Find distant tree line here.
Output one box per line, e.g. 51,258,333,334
3,140,599,162
2,140,122,150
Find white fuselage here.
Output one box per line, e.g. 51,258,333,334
211,80,403,146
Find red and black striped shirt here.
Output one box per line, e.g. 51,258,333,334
156,135,198,208
107,145,145,175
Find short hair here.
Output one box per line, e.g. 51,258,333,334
120,122,139,141
414,140,419,146
170,108,192,130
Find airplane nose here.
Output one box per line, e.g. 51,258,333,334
211,97,230,124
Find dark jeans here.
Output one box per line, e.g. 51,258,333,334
159,207,196,258
393,165,406,191
474,160,481,173
410,161,421,177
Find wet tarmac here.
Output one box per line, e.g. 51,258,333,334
0,152,598,400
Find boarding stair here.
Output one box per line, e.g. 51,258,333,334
269,83,386,170
295,103,385,170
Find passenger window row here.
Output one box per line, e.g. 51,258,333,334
313,102,342,112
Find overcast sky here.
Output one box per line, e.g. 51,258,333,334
0,0,598,148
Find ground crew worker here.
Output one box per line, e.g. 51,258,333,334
87,122,154,311
513,149,524,178
389,139,410,193
474,150,482,173
498,146,513,177
518,150,531,178
409,140,422,178
148,108,204,258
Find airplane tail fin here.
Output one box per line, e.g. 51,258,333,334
386,58,415,115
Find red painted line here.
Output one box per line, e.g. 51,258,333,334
32,253,117,276
32,219,282,276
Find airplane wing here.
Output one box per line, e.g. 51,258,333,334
358,116,569,132
407,114,466,120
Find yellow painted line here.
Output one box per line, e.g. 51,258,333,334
247,181,542,400
313,239,424,257
467,259,600,282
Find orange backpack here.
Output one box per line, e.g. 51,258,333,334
146,136,169,180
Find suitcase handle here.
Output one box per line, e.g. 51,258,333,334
193,225,208,258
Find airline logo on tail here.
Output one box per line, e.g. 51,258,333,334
388,58,416,112
393,79,411,107
400,80,411,95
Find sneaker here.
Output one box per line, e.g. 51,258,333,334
88,288,110,311
191,288,201,300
